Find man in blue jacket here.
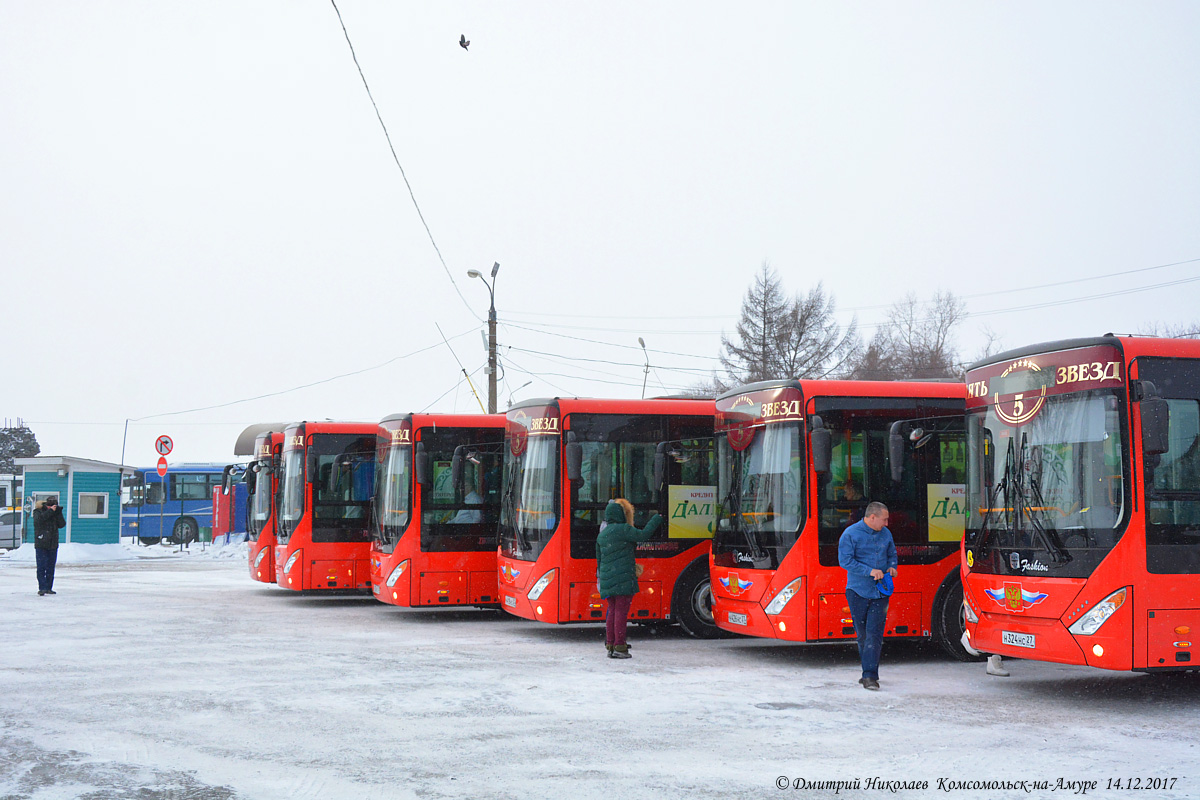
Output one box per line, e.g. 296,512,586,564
838,501,897,690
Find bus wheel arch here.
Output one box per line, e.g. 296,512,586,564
671,558,720,639
932,570,985,662
173,517,199,544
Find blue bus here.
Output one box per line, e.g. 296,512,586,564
121,463,230,544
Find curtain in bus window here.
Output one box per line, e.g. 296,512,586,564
742,424,801,533
1024,393,1123,532
620,442,658,508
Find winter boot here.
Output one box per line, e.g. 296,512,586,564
606,644,613,656
609,644,632,659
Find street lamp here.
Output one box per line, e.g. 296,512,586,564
508,380,532,409
638,337,650,399
466,262,500,413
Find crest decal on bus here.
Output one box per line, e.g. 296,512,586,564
719,572,753,596
501,564,521,583
985,583,1048,611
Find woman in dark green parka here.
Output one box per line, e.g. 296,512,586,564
596,498,662,658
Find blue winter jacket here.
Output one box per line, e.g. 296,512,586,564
838,519,897,600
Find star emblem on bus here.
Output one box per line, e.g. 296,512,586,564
985,583,1048,611
719,572,753,596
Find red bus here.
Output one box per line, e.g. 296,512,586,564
234,424,285,583
212,463,248,545
273,421,377,592
369,412,506,608
710,379,977,659
961,335,1200,672
497,397,720,637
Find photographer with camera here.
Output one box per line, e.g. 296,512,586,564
32,496,66,596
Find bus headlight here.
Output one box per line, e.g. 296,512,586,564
254,549,267,568
764,578,802,616
964,598,979,624
1068,587,1128,636
527,569,556,601
386,560,409,587
283,551,301,574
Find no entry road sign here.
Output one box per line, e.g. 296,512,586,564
157,457,168,477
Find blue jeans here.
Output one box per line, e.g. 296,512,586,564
846,590,889,680
36,547,57,593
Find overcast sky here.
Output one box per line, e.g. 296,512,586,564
3,1,1199,469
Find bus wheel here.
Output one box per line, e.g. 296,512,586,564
173,517,199,544
138,536,159,546
672,560,721,639
933,574,986,662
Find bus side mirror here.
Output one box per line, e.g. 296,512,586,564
307,453,319,483
889,421,906,483
415,442,431,487
1134,380,1171,456
565,432,583,482
654,442,667,491
1141,397,1170,456
244,468,257,494
810,416,831,474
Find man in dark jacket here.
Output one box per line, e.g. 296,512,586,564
596,499,662,659
838,501,897,690
32,497,66,596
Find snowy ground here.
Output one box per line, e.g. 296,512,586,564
1,545,1197,800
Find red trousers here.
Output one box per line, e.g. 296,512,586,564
604,595,633,646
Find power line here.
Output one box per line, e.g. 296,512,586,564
497,255,1200,321
129,328,476,422
499,322,718,361
505,345,716,375
328,0,480,322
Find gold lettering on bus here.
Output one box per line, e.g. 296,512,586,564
287,435,304,447
967,381,989,399
1055,360,1121,387
529,417,559,432
391,429,411,444
759,400,802,419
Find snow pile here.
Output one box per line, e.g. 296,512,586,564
2,542,138,563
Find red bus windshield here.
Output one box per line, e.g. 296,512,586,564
964,345,1128,579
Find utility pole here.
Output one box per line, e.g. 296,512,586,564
467,262,501,414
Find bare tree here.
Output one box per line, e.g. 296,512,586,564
774,283,861,379
852,291,967,380
719,264,860,389
1139,321,1200,339
719,262,790,388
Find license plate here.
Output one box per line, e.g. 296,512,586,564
1002,630,1035,649
504,595,516,608
727,611,748,626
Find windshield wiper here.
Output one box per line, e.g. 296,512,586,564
1019,434,1071,565
974,437,1013,557
725,457,770,567
500,462,531,556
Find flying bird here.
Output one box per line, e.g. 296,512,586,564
459,34,470,51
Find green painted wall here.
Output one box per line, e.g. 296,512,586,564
70,472,122,545
21,469,122,545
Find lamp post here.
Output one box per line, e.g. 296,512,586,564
638,337,650,399
467,262,500,414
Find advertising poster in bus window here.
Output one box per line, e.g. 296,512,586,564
668,485,716,539
927,484,966,542
431,461,454,503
